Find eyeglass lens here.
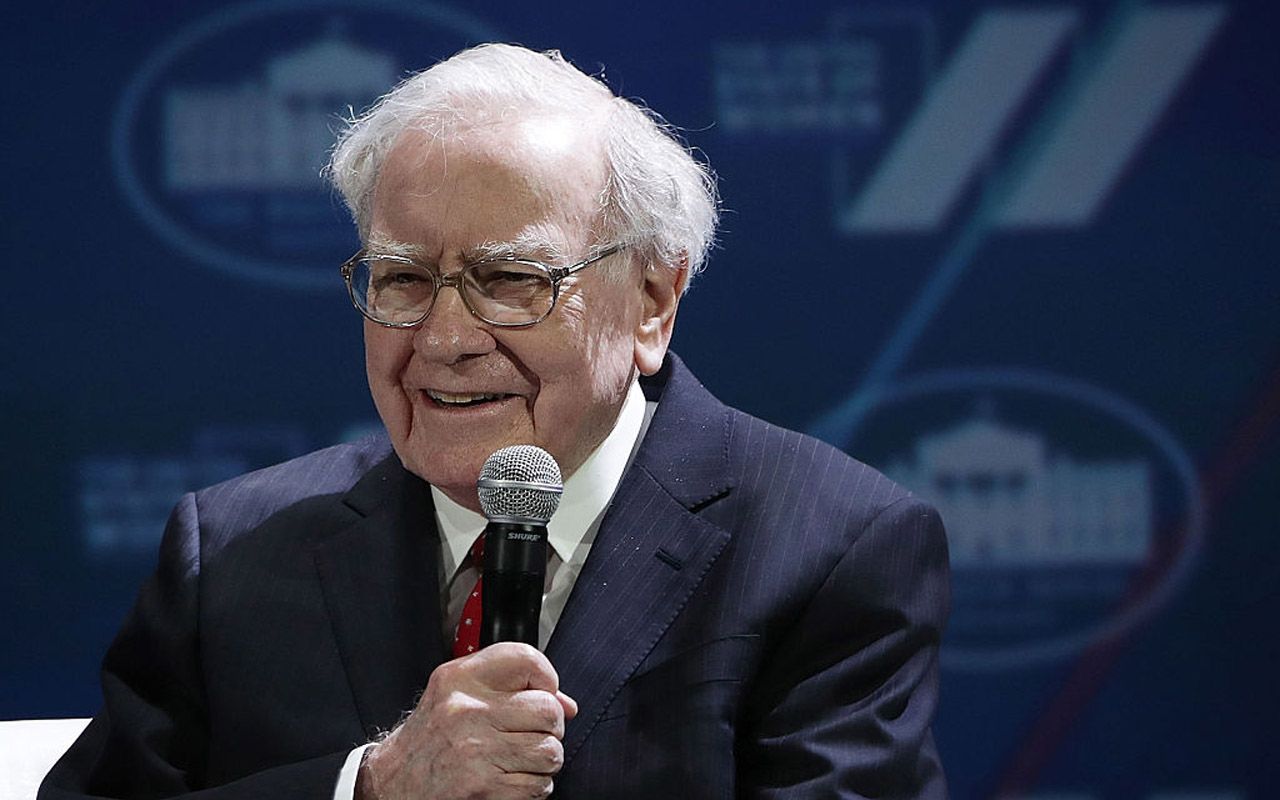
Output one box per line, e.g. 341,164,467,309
352,257,556,326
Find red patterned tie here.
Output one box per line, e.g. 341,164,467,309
452,535,485,659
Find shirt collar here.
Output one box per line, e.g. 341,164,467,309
431,378,648,578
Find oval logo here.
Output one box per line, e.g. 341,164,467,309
815,369,1204,671
111,0,499,290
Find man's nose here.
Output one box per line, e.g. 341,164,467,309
412,283,496,364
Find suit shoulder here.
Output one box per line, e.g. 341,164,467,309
190,433,394,537
724,407,921,522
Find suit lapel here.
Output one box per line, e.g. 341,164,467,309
548,355,736,761
313,454,447,737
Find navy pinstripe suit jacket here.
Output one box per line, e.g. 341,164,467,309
43,354,950,799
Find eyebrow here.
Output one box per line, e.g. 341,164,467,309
364,233,427,260
366,230,569,266
464,232,567,264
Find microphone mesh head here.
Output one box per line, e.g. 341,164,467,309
477,445,563,523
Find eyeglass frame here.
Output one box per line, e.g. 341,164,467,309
340,242,628,329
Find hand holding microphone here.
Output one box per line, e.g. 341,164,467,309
357,446,574,800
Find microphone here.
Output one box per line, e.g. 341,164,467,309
476,445,563,648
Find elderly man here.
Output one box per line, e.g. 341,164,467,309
43,44,949,799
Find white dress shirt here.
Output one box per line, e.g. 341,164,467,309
334,380,652,798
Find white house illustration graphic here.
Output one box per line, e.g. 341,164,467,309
163,31,396,190
885,418,1151,567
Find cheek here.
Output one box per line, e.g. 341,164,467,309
364,329,413,418
547,294,638,406
364,335,389,386
586,296,642,390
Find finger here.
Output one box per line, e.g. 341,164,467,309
472,642,560,693
489,731,565,776
556,690,578,720
494,771,555,799
493,689,566,737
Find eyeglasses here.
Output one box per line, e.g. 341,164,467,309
340,243,626,328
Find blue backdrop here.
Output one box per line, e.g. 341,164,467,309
3,1,1277,797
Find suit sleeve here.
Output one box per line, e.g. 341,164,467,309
738,496,951,800
39,493,351,799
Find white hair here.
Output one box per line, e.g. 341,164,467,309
326,43,719,286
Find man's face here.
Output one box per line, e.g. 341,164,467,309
363,118,654,509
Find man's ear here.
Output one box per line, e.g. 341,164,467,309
634,255,688,376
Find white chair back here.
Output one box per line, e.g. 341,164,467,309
0,719,91,800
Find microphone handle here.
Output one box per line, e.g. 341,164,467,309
479,521,548,648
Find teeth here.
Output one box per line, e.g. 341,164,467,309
427,390,505,405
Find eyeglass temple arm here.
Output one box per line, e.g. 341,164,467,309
547,243,627,281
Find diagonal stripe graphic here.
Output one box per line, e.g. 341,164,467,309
841,7,1078,233
996,4,1228,228
812,4,1229,446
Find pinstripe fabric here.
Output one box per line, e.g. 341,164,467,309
549,356,950,799
42,354,949,799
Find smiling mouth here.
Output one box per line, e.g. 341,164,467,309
424,390,515,408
